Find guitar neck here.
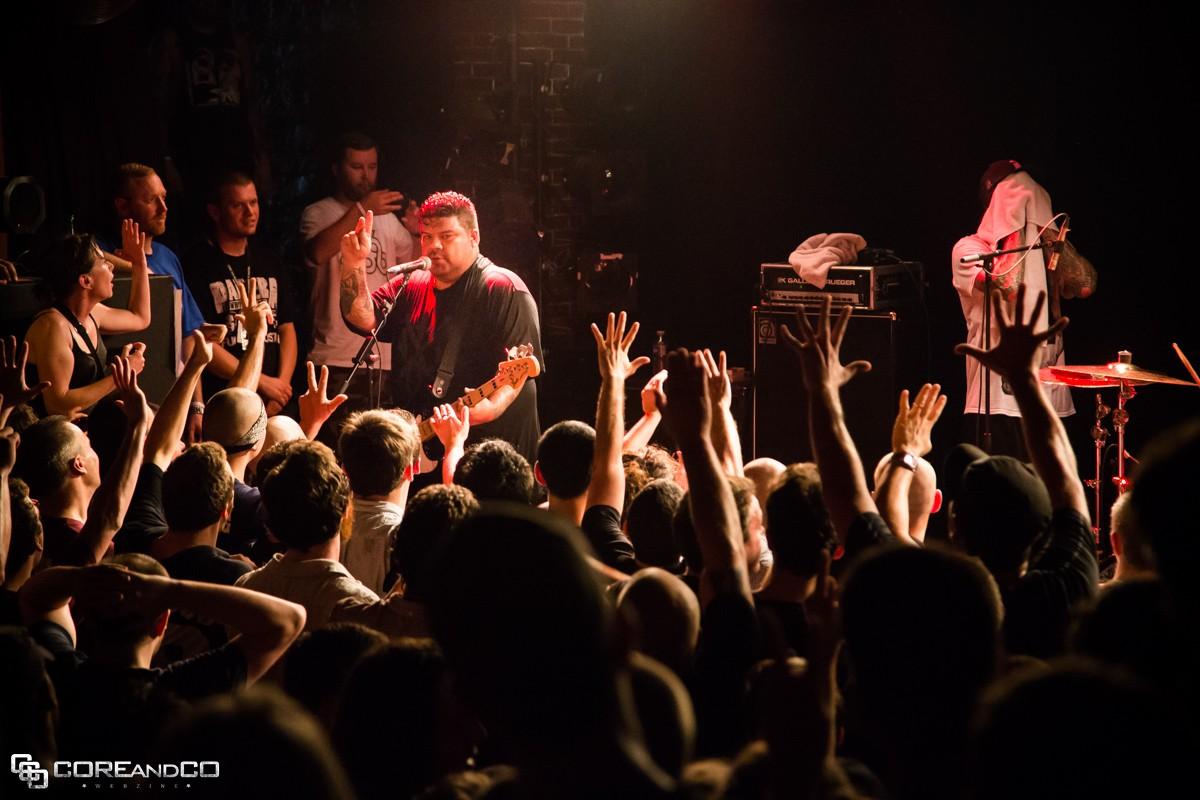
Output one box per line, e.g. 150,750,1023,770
416,376,506,442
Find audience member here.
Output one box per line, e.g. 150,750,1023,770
1105,491,1154,583
617,567,701,680
742,456,785,508
754,462,837,658
625,479,686,572
841,545,1003,800
428,503,679,798
337,409,419,593
454,438,535,504
281,622,386,728
23,228,149,416
301,132,413,436
236,439,378,628
386,483,478,602
185,171,299,415
14,354,149,567
333,639,482,800
535,419,595,525
953,286,1098,657
972,659,1190,800
156,686,354,799
107,163,206,337
21,558,304,760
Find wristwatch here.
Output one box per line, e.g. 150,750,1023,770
889,451,917,471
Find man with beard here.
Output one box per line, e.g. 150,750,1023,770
109,162,207,339
301,132,415,436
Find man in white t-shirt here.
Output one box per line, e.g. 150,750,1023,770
300,132,414,441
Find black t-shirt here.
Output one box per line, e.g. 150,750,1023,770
183,240,299,398
753,596,811,661
581,504,639,575
693,590,760,758
366,257,543,464
115,463,169,554
161,545,253,585
43,516,105,567
31,620,247,761
226,479,270,557
1001,507,1098,658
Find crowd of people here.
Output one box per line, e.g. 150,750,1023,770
2,229,1197,795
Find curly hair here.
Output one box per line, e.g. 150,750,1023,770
455,439,534,504
260,440,351,549
419,191,478,232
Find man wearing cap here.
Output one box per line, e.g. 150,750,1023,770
954,286,1098,658
951,161,1096,458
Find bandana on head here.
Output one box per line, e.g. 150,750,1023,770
224,403,268,454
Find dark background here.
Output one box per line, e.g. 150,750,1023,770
2,1,1196,480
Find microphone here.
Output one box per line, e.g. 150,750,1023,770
1046,214,1070,272
387,256,431,276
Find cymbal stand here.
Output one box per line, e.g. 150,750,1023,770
1112,379,1135,496
1085,393,1111,545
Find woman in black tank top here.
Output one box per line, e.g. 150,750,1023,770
23,224,153,416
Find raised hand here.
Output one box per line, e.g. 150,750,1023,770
780,296,872,391
187,324,227,369
361,190,405,217
640,369,668,417
430,403,470,451
235,274,274,338
123,341,147,375
891,383,947,457
112,348,150,425
590,311,651,383
0,336,51,411
954,284,1068,380
340,210,375,269
298,361,348,439
653,348,712,447
119,218,148,272
700,349,732,411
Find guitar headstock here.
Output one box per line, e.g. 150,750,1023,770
496,343,541,384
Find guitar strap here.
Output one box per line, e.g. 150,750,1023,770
431,257,489,400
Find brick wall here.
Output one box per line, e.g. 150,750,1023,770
444,0,591,253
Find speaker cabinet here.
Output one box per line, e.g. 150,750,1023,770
752,306,917,467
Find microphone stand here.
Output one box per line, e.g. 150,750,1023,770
339,274,411,399
962,240,1048,453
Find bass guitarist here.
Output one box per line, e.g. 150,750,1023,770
340,191,543,464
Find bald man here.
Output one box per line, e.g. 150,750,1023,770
203,387,271,556
872,453,940,545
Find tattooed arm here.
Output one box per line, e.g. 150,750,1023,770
339,211,379,335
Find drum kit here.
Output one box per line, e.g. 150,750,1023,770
1039,345,1200,541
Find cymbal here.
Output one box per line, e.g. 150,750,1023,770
1039,363,1198,388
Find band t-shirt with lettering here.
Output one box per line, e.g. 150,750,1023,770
183,241,299,399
